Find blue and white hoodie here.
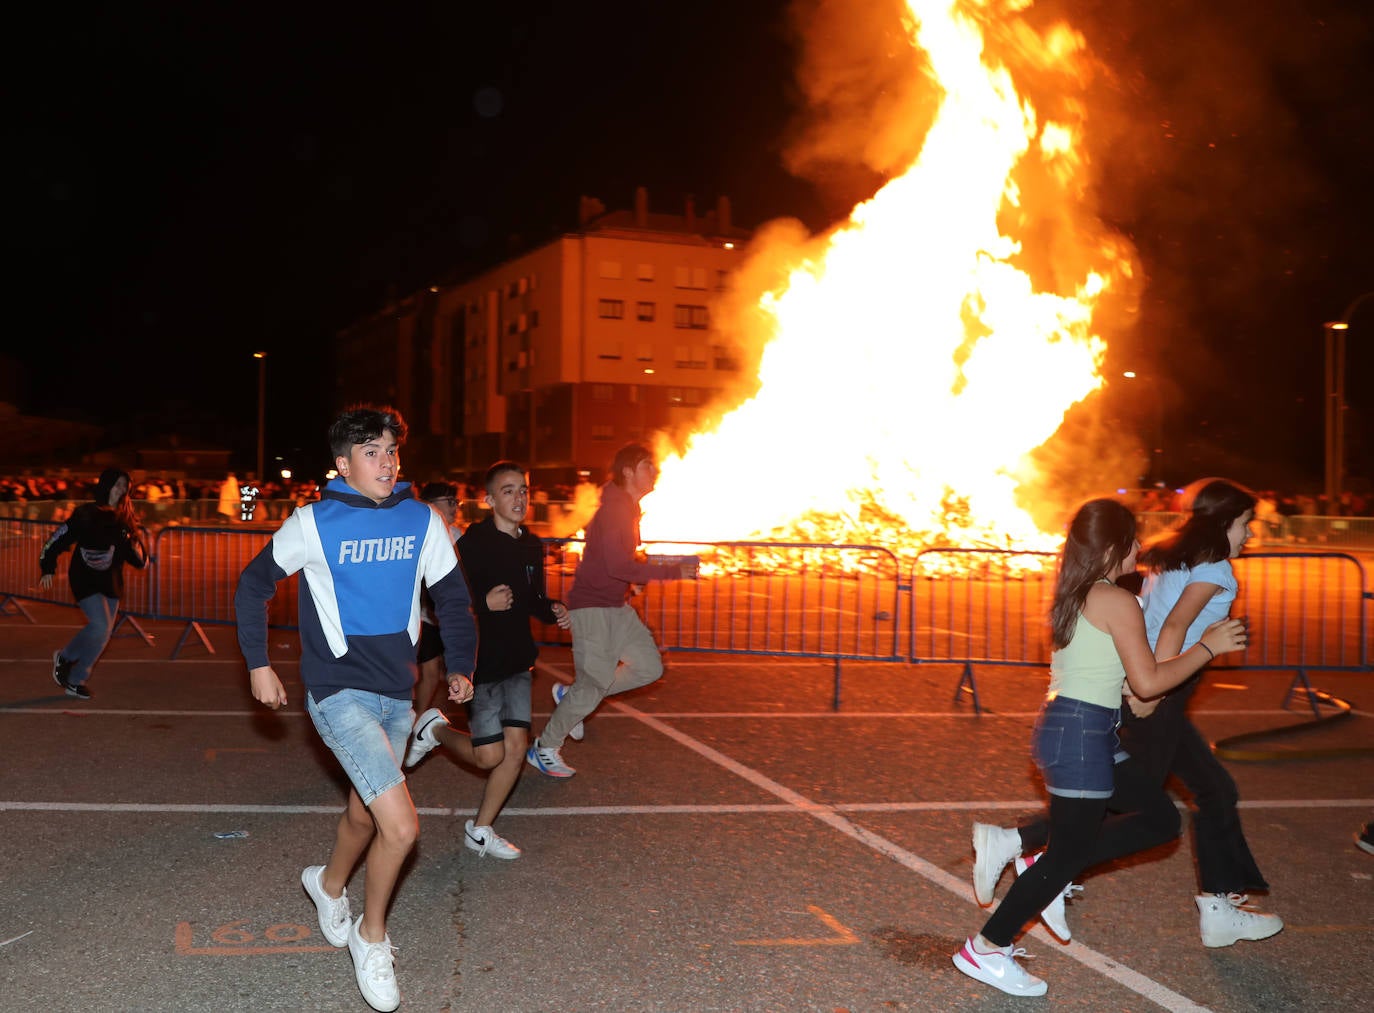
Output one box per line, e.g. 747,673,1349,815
235,478,476,702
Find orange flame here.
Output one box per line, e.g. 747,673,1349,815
641,0,1133,556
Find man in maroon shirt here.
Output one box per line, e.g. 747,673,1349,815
526,443,697,778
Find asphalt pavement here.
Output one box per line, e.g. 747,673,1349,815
1,601,1372,1012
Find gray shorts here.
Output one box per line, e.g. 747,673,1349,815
466,670,532,746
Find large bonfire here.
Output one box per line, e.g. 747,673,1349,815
639,0,1138,555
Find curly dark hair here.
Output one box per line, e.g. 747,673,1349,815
328,405,408,462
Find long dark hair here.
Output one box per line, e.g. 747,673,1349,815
1050,499,1138,649
95,468,144,551
1140,478,1255,573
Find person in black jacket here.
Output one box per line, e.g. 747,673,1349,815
38,468,149,699
402,460,570,859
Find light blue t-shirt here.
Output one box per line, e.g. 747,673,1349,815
1141,559,1237,652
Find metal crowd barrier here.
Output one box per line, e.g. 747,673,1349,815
542,540,903,709
907,548,1370,713
909,549,1059,712
3,521,1368,711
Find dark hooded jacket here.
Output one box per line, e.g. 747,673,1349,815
456,515,562,683
39,469,149,600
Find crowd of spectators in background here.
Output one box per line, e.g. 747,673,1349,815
1,472,603,538
1121,486,1371,544
4,472,1371,540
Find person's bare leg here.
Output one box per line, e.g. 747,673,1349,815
414,656,444,713
321,788,374,898
474,728,526,828
357,781,419,943
434,723,479,766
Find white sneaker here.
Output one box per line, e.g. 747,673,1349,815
403,708,448,768
347,915,399,1012
1013,852,1081,942
1196,893,1283,948
526,738,576,778
972,823,1021,906
952,936,1048,997
464,819,521,859
552,682,584,741
300,865,349,947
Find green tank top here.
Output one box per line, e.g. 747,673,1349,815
1049,612,1127,709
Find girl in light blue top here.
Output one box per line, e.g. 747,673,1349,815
1125,478,1283,948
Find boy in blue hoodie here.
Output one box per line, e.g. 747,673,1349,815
234,405,476,1013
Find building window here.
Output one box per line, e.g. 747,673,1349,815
673,304,709,329
674,345,707,369
597,342,622,360
713,345,740,371
636,301,655,322
716,269,729,291
591,424,615,440
592,385,614,402
599,260,623,279
507,281,519,298
636,343,653,362
598,299,624,319
637,263,655,281
530,309,540,327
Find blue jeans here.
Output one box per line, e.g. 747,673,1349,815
305,689,413,806
63,594,119,686
1032,695,1123,799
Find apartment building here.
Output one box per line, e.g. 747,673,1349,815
336,189,754,484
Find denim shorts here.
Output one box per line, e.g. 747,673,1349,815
305,689,414,806
467,670,532,746
1032,695,1125,799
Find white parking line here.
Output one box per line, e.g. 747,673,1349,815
601,694,1213,1012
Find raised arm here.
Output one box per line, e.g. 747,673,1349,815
1152,580,1221,660
1093,584,1245,698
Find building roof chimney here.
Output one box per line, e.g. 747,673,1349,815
716,195,732,235
634,186,649,227
579,195,606,225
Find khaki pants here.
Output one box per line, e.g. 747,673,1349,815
541,605,663,749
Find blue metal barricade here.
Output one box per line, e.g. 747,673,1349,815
2,521,1368,709
543,539,903,709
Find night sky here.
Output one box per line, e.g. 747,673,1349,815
11,0,1373,492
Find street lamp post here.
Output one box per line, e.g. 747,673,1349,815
253,351,267,482
1323,292,1373,507
1122,371,1164,486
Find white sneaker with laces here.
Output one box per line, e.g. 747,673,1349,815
347,915,399,1012
552,682,584,741
300,865,349,947
952,936,1048,997
526,738,576,778
464,819,521,859
1196,893,1283,948
971,823,1021,906
1014,852,1081,942
403,708,448,768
